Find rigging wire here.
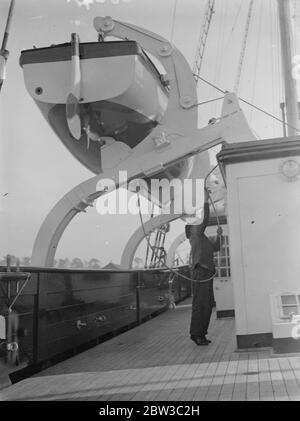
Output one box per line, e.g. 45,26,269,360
234,0,254,94
213,0,228,85
240,97,300,134
194,74,300,134
193,74,225,94
230,0,243,35
191,96,224,108
249,0,263,123
146,0,179,270
210,0,225,115
170,0,178,44
216,0,243,81
213,0,229,116
206,0,243,112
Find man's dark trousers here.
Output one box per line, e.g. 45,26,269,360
190,265,214,338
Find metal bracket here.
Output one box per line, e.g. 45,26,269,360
143,163,165,177
95,315,107,322
93,16,197,111
76,320,87,329
152,133,171,150
0,272,31,313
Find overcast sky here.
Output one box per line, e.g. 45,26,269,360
0,0,299,265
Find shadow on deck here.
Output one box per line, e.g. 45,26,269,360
1,299,300,401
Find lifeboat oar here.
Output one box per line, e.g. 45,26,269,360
66,33,81,140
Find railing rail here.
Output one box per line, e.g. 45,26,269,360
0,265,191,372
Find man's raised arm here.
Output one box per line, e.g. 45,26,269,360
195,188,210,236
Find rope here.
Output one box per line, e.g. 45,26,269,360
137,195,216,283
137,192,195,282
204,164,223,272
204,164,221,229
136,164,223,284
192,274,216,283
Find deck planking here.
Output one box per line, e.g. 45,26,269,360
1,299,300,401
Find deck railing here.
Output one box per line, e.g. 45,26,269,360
0,266,191,374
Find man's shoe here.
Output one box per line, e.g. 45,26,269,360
190,336,209,346
203,332,212,343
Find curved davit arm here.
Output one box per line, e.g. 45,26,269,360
120,213,182,269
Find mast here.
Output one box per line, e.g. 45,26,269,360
277,0,299,136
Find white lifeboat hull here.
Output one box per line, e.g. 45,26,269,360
20,41,168,174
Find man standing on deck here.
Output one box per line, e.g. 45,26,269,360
185,187,223,346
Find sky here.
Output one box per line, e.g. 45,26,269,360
0,0,299,266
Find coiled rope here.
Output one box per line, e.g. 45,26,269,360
136,165,223,284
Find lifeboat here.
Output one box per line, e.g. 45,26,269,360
20,36,169,174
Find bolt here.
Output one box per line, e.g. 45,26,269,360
180,95,195,109
158,43,173,57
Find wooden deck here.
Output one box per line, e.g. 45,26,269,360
1,299,300,401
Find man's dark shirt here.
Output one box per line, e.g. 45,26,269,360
185,203,220,272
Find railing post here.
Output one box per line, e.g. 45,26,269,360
176,272,181,302
32,272,40,365
136,271,141,324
